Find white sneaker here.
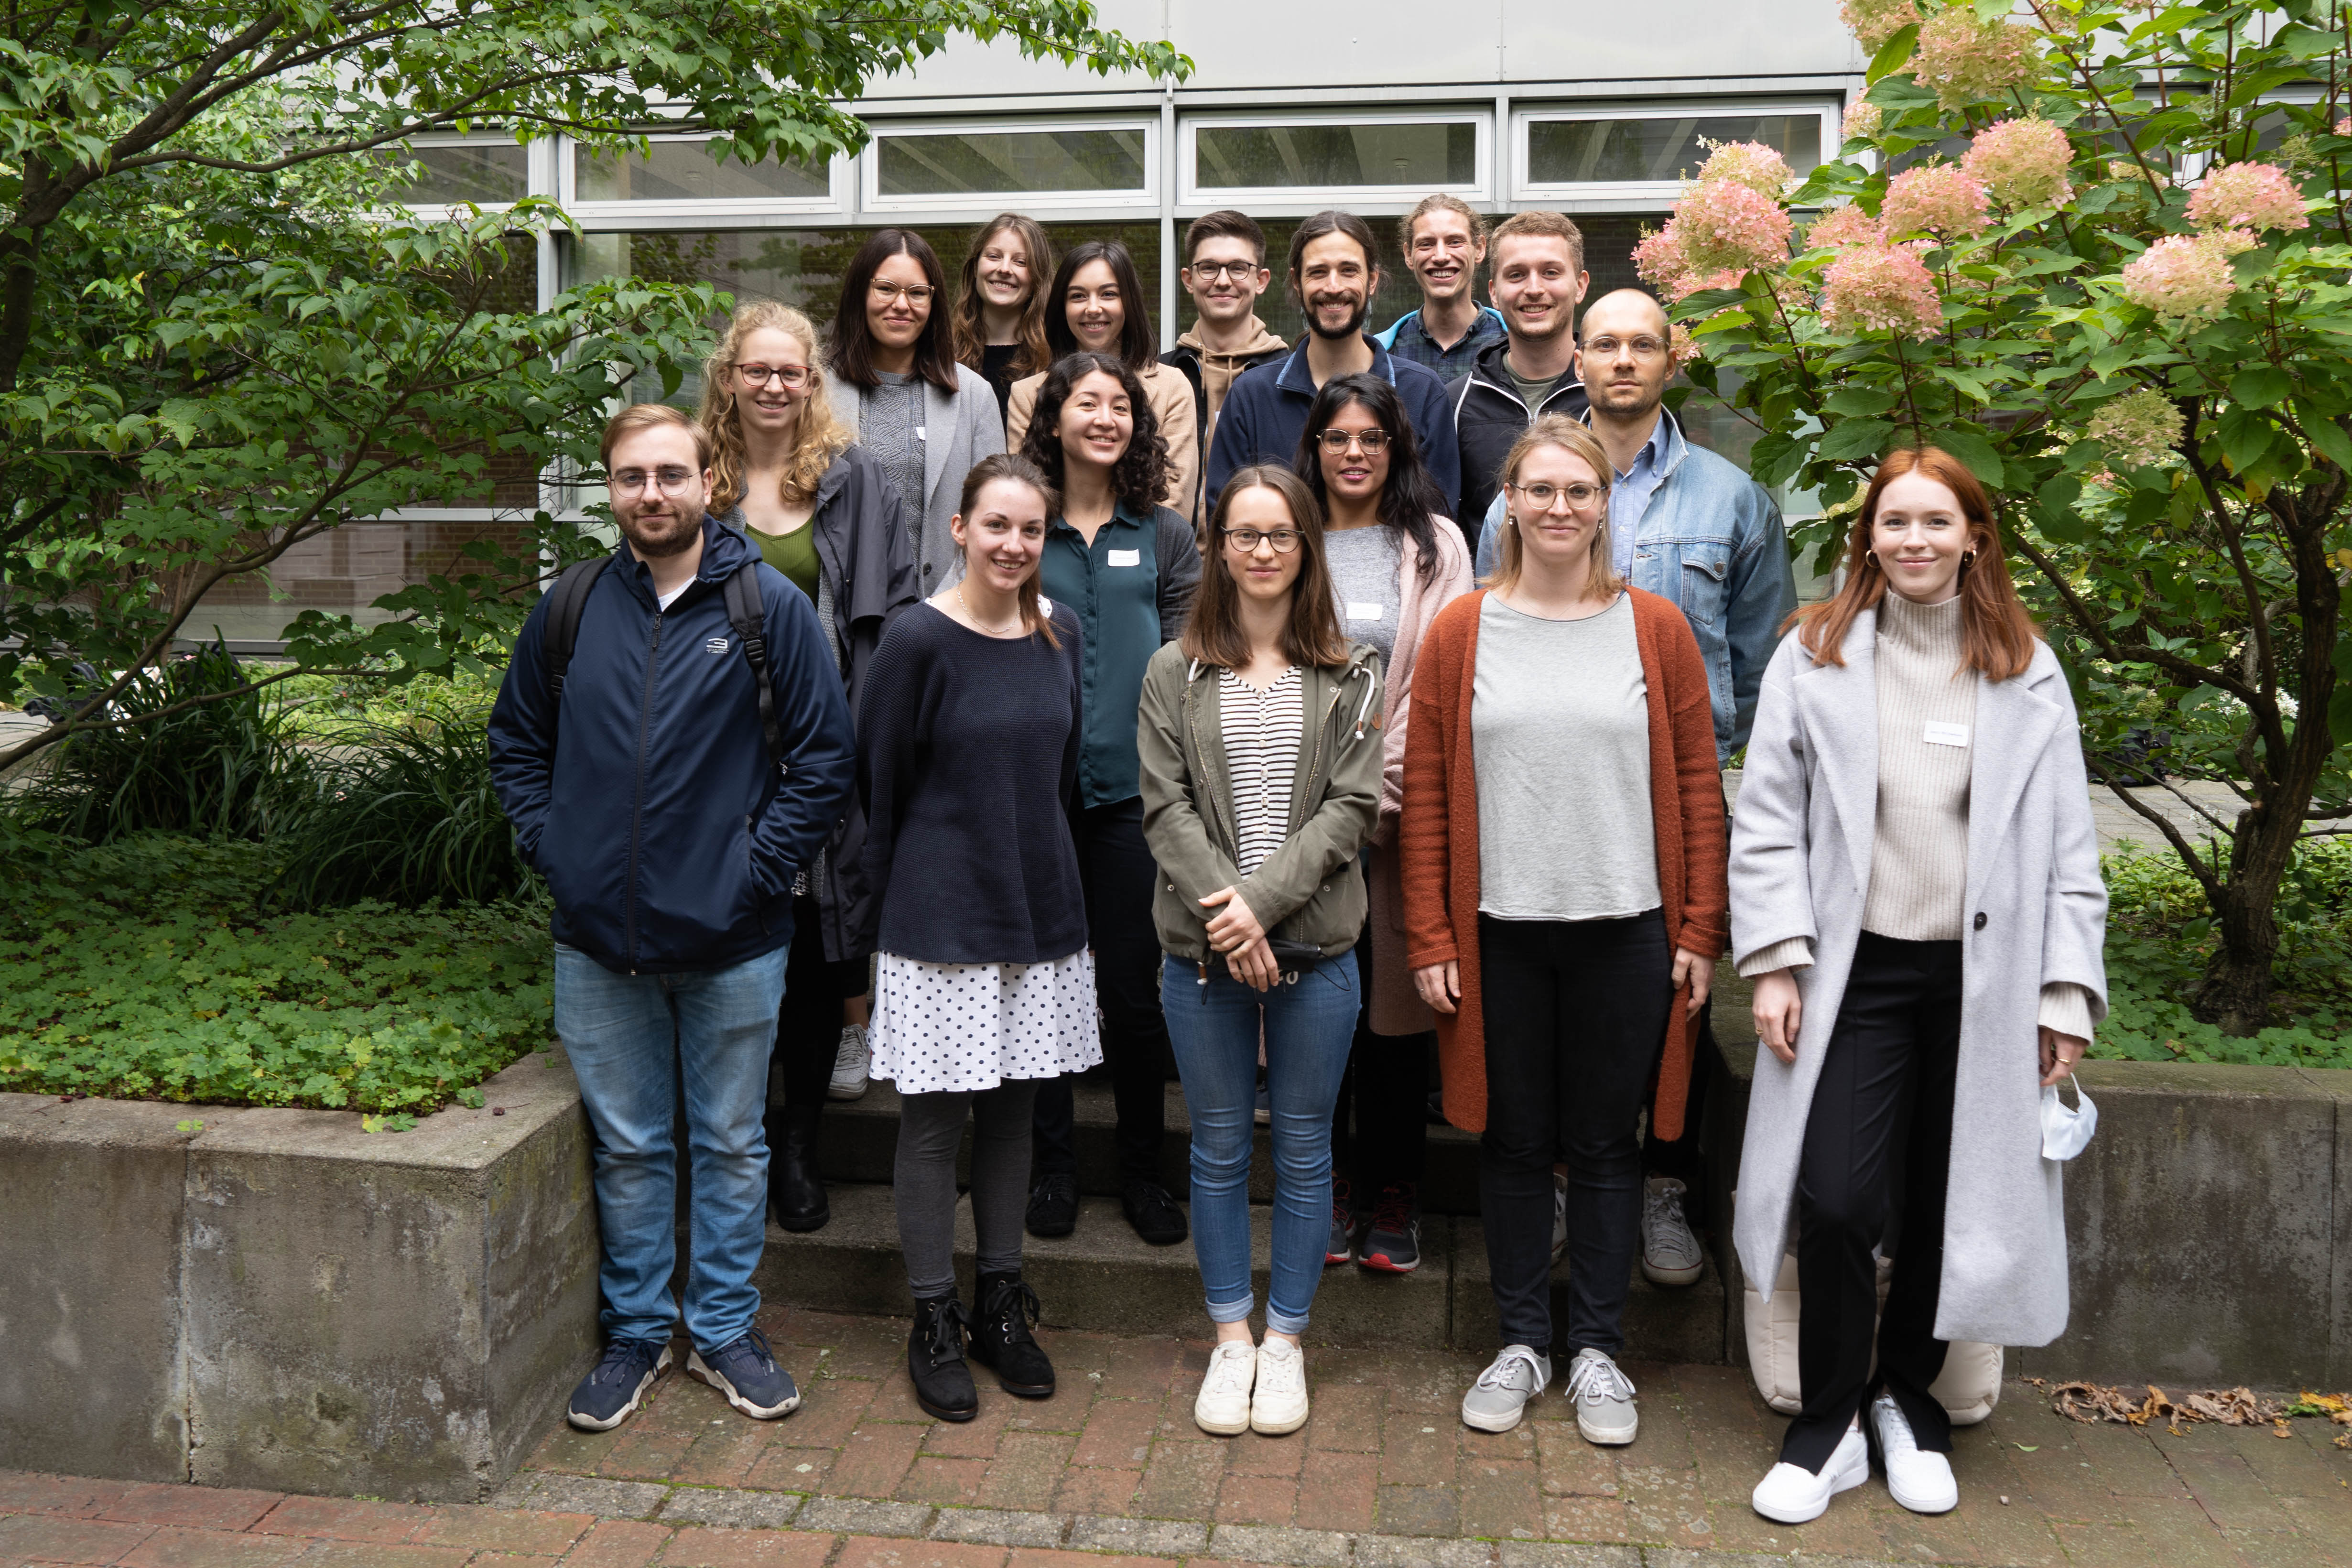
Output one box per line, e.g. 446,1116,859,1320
1550,1170,1569,1265
1752,1426,1869,1524
1194,1341,1257,1435
1871,1393,1959,1514
1640,1176,1704,1287
1250,1337,1310,1435
1565,1348,1639,1445
827,1024,869,1101
1462,1345,1551,1433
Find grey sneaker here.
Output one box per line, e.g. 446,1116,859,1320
1550,1169,1569,1266
827,1024,869,1101
1640,1176,1704,1287
1565,1348,1638,1445
1462,1345,1551,1433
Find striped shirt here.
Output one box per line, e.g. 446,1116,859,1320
1218,666,1304,878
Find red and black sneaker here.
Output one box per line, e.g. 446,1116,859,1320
1325,1177,1356,1265
1356,1183,1421,1274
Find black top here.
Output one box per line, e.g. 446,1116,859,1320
857,599,1087,964
981,343,1022,428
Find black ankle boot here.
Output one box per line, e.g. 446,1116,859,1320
968,1271,1055,1398
767,1101,829,1233
908,1294,977,1421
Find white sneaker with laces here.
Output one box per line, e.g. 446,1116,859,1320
827,1024,870,1101
1565,1348,1639,1445
1194,1341,1257,1436
1640,1176,1704,1287
1871,1392,1958,1514
1461,1344,1551,1433
1250,1337,1310,1435
1550,1170,1569,1265
1752,1425,1870,1524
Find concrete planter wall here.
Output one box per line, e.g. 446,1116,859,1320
0,1050,596,1503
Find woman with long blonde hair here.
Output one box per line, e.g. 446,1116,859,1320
698,300,918,1235
951,213,1054,429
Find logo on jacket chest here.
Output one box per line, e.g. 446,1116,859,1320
705,636,731,656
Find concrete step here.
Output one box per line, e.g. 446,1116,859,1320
813,1073,1486,1214
750,1181,1728,1360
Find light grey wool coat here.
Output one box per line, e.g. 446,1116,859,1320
1729,611,2109,1348
828,365,1005,594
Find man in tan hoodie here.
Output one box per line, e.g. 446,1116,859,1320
1160,210,1286,524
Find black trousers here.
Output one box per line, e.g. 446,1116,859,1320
771,894,869,1110
1332,1018,1434,1195
1032,798,1170,1184
1476,910,1671,1357
1782,931,1962,1472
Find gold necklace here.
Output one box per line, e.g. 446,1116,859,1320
955,582,1025,638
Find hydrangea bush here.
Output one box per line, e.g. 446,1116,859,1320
1656,0,2352,1036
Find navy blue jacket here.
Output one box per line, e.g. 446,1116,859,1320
488,518,858,974
1202,335,1463,521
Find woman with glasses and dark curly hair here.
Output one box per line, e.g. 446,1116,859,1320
1013,349,1203,1250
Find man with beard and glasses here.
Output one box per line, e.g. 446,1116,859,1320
1450,209,1592,530
1204,209,1459,518
489,402,857,1435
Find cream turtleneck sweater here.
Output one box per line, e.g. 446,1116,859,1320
1738,591,2095,1043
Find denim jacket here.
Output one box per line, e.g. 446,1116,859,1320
1475,410,1797,762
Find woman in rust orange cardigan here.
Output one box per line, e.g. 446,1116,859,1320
1401,416,1727,1443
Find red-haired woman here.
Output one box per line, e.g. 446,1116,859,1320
1732,447,2107,1525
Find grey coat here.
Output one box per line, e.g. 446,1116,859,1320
1728,613,2108,1348
827,365,1006,593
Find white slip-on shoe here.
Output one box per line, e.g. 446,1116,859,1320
827,1024,870,1100
1565,1348,1639,1445
1250,1337,1310,1435
1752,1425,1870,1524
1640,1176,1705,1287
1871,1392,1959,1514
1194,1341,1256,1436
1462,1344,1551,1433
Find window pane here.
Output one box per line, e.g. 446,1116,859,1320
388,142,527,204
1194,122,1476,189
576,141,828,202
1526,114,1821,184
876,128,1147,195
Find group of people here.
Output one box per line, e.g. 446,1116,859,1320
485,197,2108,1527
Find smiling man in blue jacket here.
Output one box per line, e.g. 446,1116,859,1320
489,402,856,1434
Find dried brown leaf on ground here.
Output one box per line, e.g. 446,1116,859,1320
2047,1381,2306,1432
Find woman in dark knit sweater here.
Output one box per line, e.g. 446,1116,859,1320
857,453,1098,1423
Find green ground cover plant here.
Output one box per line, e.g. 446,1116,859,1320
0,833,552,1115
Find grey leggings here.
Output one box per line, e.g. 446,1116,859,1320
894,1078,1041,1300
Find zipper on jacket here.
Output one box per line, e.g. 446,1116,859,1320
624,608,666,971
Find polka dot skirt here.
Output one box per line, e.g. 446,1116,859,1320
869,949,1104,1094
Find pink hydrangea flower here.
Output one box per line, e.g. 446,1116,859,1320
1840,0,1921,50
1699,141,1797,200
1962,118,2075,208
1806,204,1886,249
2085,388,2184,468
1881,164,1993,239
1666,179,1795,277
2185,161,2309,232
2120,233,2239,319
1913,11,2041,110
1669,324,1702,368
1843,101,1884,143
2337,116,2352,137
1822,243,1944,338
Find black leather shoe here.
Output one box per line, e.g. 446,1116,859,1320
1025,1173,1078,1238
968,1271,1055,1398
767,1102,829,1233
1121,1179,1188,1246
907,1294,976,1422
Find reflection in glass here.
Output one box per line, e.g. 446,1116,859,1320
1194,123,1476,189
1526,114,1822,184
386,142,528,205
876,128,1147,195
576,141,829,202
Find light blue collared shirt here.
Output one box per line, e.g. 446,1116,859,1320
1607,413,1672,578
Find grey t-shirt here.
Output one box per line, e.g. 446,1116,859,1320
1507,360,1565,415
1472,592,1660,921
1322,523,1401,681
861,371,927,551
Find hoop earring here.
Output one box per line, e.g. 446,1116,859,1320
1863,552,1879,570
1962,550,1978,569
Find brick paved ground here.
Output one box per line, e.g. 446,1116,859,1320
8,1308,2351,1568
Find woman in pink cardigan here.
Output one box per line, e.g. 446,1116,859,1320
1293,371,1475,1275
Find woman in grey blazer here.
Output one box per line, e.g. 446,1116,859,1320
826,227,1007,595
1729,446,2106,1526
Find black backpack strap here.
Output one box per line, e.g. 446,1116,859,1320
723,562,785,773
542,556,611,708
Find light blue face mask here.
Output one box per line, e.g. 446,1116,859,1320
2040,1074,2097,1161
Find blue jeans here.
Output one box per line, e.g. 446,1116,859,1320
554,941,787,1351
1161,950,1359,1334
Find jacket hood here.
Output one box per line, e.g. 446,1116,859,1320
1175,317,1287,360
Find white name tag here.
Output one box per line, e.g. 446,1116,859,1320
1346,602,1384,622
1107,548,1141,567
1923,721,1971,747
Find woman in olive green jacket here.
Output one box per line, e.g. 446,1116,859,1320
1136,464,1382,1441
